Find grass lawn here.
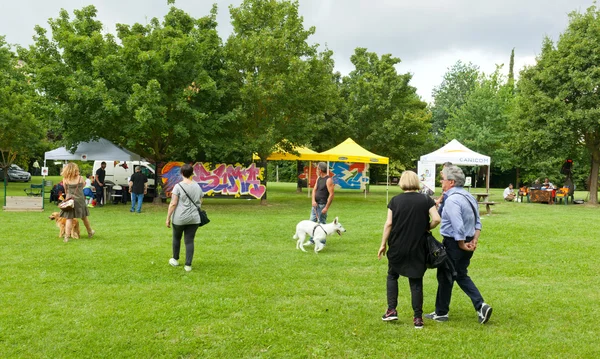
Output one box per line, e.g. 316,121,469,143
2,177,600,358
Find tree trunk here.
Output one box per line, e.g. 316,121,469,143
152,161,163,205
296,161,303,193
589,150,599,205
259,159,268,205
516,167,520,188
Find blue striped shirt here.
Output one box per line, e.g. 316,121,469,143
439,187,482,241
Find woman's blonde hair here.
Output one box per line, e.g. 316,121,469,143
399,170,420,191
61,162,80,180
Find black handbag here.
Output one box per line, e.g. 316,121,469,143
426,232,447,268
178,183,210,227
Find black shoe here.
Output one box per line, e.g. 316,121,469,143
424,312,449,322
478,303,492,324
413,317,424,329
382,309,398,321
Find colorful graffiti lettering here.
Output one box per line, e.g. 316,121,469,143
161,162,266,199
302,162,369,190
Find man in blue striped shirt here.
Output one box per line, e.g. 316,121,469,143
425,165,493,324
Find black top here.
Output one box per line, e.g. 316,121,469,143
95,168,106,185
314,175,330,204
130,172,148,194
386,192,436,278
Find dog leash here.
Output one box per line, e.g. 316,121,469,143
313,205,320,222
312,224,327,237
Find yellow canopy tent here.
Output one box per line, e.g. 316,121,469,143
252,145,326,162
318,138,390,201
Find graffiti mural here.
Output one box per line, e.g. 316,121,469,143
161,162,266,199
302,162,369,190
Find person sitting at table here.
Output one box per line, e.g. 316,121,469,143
503,183,516,202
518,184,529,203
541,177,555,190
531,179,542,189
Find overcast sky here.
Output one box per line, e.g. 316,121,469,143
0,0,595,102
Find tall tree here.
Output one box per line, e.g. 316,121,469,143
431,61,479,137
224,0,338,203
341,48,430,167
508,48,515,88
512,5,600,205
19,4,226,164
445,67,515,171
0,37,43,179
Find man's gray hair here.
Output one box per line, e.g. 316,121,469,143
318,162,328,172
135,166,141,172
442,165,466,187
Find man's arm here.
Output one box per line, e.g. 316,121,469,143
323,177,335,214
311,179,318,207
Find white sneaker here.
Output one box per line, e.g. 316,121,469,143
184,265,192,272
169,258,179,267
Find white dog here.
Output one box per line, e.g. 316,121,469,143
293,217,346,253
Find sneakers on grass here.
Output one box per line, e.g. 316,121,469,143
169,258,179,267
413,317,424,329
424,312,449,322
184,265,192,272
381,308,398,321
477,303,493,324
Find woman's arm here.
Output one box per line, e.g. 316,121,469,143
378,209,393,259
429,205,441,229
166,194,179,228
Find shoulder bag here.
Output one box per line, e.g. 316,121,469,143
58,177,82,211
426,232,447,268
178,183,210,227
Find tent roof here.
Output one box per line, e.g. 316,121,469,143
419,139,490,166
253,145,326,161
44,138,141,162
319,138,389,164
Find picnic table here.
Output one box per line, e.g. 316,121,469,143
474,193,489,202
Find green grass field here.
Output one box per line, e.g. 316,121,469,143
2,178,600,358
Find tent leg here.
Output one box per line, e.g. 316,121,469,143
486,165,491,193
386,164,389,203
308,161,311,198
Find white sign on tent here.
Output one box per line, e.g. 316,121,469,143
418,139,491,194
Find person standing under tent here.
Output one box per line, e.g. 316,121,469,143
129,166,148,213
94,161,106,207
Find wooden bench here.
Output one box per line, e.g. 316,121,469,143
3,196,43,212
478,201,496,215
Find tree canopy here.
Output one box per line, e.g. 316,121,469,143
512,5,600,204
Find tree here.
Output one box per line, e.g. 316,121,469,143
224,0,339,203
431,61,479,137
512,5,600,205
19,4,226,164
445,67,516,179
0,36,43,181
341,48,430,167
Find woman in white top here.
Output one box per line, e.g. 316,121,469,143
166,163,203,272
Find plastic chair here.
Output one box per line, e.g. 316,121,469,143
23,184,43,197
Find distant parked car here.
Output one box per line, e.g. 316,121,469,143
0,164,31,182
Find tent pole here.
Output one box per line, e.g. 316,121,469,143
308,161,311,198
386,164,389,203
486,165,491,193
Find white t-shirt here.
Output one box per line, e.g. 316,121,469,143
503,187,514,199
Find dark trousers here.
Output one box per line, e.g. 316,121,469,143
435,236,484,315
386,265,423,318
172,223,199,266
95,184,104,205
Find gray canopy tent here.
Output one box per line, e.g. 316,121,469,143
44,138,141,166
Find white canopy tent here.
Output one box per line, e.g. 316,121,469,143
418,139,491,194
44,138,141,165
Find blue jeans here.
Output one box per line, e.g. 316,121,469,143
309,204,328,224
131,193,144,213
309,204,327,244
435,236,484,315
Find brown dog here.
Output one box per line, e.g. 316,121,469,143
49,212,80,239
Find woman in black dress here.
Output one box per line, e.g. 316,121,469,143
378,170,441,328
